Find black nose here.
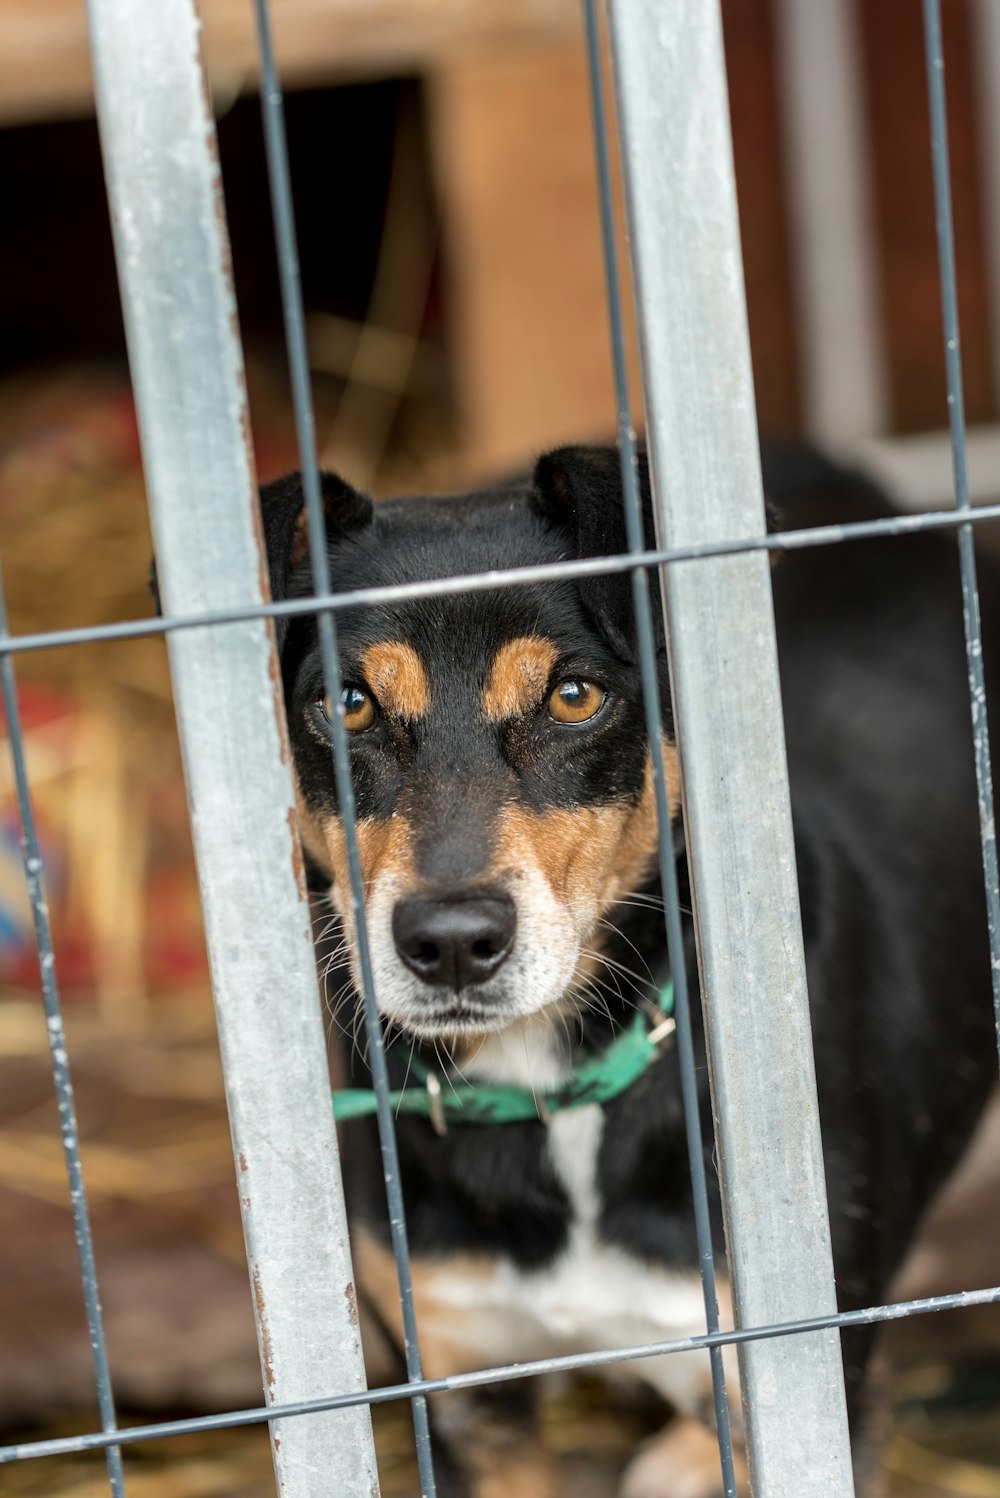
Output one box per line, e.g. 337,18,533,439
392,892,517,991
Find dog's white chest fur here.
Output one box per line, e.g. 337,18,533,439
425,1032,715,1412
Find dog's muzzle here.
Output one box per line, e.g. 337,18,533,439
392,890,517,992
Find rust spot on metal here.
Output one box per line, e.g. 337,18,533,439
238,398,255,480
288,807,307,896
238,1151,248,1173
253,1267,277,1389
345,1280,359,1326
269,651,291,765
199,104,233,288
240,395,290,781
243,405,274,626
198,94,238,300
265,637,292,771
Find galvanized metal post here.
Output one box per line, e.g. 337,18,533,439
85,3,379,1495
605,5,856,1495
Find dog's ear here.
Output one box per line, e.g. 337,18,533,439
259,470,373,652
530,445,660,660
531,445,784,652
148,471,372,648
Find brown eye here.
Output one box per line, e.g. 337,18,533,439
548,679,606,724
322,685,375,732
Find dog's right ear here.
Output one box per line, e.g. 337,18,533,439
530,445,658,661
259,470,373,652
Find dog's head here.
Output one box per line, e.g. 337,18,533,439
266,446,678,1040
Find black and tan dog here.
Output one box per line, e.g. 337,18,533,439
260,445,999,1497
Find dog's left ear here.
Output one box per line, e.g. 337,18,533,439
530,445,659,660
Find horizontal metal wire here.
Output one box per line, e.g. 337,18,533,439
2,1284,996,1467
4,499,1000,661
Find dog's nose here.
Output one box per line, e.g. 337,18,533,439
392,892,516,990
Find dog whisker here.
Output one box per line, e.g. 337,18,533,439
568,974,627,1034
578,945,650,1004
323,998,355,1044
394,1043,418,1118
434,1040,467,1099
609,890,665,910
349,1001,370,1073
594,919,656,981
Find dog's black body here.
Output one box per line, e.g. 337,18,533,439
261,445,999,1496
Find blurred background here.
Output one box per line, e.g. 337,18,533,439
1,1,1000,1494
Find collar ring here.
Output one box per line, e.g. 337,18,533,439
426,1072,448,1135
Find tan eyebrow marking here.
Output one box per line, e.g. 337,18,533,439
481,637,559,722
359,642,431,720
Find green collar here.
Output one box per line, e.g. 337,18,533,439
332,981,674,1132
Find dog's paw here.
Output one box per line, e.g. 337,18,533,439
618,1417,741,1498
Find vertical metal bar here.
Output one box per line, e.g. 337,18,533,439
0,575,125,1498
922,0,1000,1062
251,4,438,1493
579,5,737,1493
605,5,856,1496
772,0,886,442
84,4,379,1494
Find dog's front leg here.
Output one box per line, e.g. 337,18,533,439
429,1382,559,1498
618,1415,748,1498
352,1227,558,1495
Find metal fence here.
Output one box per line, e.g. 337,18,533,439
1,1,1000,1496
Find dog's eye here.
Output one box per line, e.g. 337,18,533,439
321,685,375,732
548,679,606,724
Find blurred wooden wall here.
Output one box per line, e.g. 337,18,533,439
3,0,1000,480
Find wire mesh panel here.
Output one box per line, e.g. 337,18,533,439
0,1,999,1497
